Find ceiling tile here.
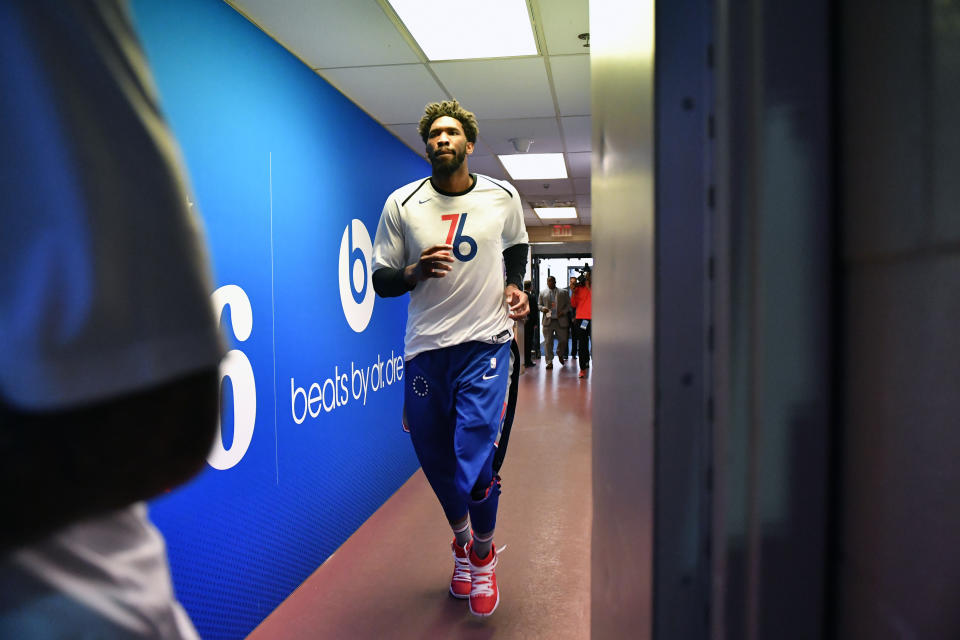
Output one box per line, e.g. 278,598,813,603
523,200,543,226
549,55,590,116
231,0,420,67
567,151,591,177
511,180,575,206
538,0,590,55
561,116,592,152
524,214,543,227
468,155,507,180
576,194,591,209
431,58,555,119
516,179,575,201
386,123,427,157
469,140,494,158
478,118,563,155
573,177,590,194
320,65,445,124
579,207,591,223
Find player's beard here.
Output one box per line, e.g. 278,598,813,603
429,146,467,176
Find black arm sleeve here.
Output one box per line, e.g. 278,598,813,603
502,243,528,290
373,266,415,298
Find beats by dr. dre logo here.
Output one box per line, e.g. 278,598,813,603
208,284,256,470
339,219,375,333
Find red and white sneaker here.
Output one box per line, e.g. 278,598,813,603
449,540,472,599
468,543,500,616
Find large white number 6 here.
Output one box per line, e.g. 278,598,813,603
208,285,256,470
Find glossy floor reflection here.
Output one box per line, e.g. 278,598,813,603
248,358,592,639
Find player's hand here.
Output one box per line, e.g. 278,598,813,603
406,244,454,284
505,284,529,320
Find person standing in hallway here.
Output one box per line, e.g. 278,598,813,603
567,275,580,362
523,280,539,367
371,99,529,617
0,2,223,637
571,270,593,378
539,276,571,369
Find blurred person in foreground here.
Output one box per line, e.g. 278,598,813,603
0,1,223,637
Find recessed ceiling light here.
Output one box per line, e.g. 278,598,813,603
387,0,537,61
499,153,568,180
534,207,578,220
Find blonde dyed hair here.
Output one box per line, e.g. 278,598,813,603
418,99,479,143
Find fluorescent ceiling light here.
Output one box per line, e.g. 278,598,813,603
499,153,568,180
534,207,578,219
388,0,537,61
531,241,564,245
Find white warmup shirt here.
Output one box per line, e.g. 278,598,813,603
372,174,529,360
0,2,223,638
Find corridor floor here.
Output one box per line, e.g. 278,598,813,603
248,358,593,639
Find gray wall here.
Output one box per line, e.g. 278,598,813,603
591,1,960,638
712,0,834,637
838,1,960,637
589,0,656,638
654,0,713,637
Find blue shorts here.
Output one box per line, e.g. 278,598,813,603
404,341,513,521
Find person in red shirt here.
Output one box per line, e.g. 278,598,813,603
567,276,580,361
570,270,592,378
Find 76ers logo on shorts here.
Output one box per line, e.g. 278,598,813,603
339,219,375,332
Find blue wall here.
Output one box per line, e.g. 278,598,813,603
130,1,426,637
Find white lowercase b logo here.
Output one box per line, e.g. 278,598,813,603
339,219,375,332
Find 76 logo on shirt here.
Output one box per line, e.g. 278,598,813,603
441,213,477,262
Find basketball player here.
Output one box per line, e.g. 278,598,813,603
371,100,529,617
